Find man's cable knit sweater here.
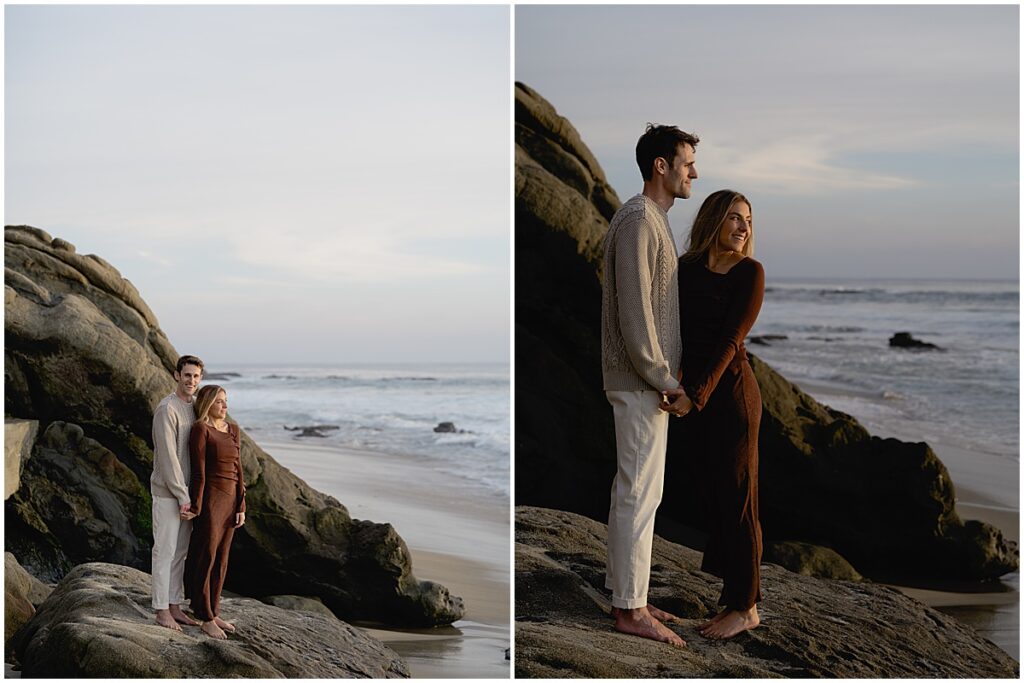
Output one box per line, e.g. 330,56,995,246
601,193,683,392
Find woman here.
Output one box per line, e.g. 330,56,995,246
184,384,246,639
670,189,765,640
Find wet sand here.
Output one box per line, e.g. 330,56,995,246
793,379,1020,660
258,438,510,678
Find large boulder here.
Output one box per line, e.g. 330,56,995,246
512,83,1017,581
4,418,37,500
4,225,464,626
515,506,1018,678
5,552,51,660
11,562,408,678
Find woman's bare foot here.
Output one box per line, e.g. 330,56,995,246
614,606,686,647
201,620,227,639
701,605,759,640
213,616,236,633
169,604,200,626
155,609,182,631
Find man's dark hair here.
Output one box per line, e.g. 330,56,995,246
636,124,700,181
175,354,204,375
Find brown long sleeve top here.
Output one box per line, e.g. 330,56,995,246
678,256,765,411
189,421,246,516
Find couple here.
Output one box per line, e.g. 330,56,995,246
602,124,764,646
150,354,247,639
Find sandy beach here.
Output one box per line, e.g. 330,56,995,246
257,438,510,678
794,379,1020,660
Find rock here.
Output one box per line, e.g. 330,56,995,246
5,553,51,660
514,506,1018,678
890,332,941,350
4,419,37,500
512,85,1017,582
284,425,340,438
433,422,457,433
4,226,464,626
748,334,788,346
11,562,409,678
261,595,337,618
763,541,863,581
204,372,241,380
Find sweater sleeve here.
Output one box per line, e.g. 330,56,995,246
152,403,191,505
684,259,765,411
189,423,208,516
233,425,246,514
614,217,679,391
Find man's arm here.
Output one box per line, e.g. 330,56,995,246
152,404,191,505
614,218,679,391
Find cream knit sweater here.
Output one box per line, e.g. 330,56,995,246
601,193,683,392
150,392,195,505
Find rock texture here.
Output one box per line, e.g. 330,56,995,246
5,553,52,659
762,541,862,582
11,562,408,678
4,418,37,499
262,594,337,618
4,225,463,626
513,83,1017,582
515,507,1018,678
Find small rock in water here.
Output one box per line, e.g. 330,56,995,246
434,422,458,433
889,332,941,350
284,425,340,438
748,334,788,346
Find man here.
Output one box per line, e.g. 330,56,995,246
601,124,699,646
151,354,204,630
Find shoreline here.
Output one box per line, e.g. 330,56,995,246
256,437,510,678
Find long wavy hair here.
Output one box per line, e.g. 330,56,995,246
193,385,226,425
681,189,754,264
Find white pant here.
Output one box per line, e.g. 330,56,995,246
151,495,192,610
605,390,669,609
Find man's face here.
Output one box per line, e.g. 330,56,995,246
663,143,698,199
174,364,203,399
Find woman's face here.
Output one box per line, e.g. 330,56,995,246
716,200,752,253
209,391,228,420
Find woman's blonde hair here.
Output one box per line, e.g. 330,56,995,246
193,385,226,424
682,189,754,264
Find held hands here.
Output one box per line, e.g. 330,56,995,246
179,503,197,521
660,388,694,417
234,512,246,529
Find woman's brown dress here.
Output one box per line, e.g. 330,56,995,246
184,421,246,622
677,256,765,610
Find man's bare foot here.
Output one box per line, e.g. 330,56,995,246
611,605,680,623
701,605,760,640
201,620,227,639
614,606,686,647
155,609,183,631
169,604,200,626
213,616,236,633
697,610,727,632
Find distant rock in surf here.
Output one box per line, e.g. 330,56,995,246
889,332,941,350
433,421,469,434
748,334,788,346
284,425,340,438
205,372,241,380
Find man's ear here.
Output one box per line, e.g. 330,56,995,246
653,156,667,176
173,371,181,382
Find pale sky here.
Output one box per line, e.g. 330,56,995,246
516,5,1019,280
6,5,510,364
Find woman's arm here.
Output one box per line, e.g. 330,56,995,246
188,424,208,516
233,426,246,515
684,259,765,411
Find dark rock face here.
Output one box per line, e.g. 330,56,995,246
763,541,862,581
4,225,464,626
512,85,1017,581
515,506,1018,678
12,562,409,678
890,331,941,350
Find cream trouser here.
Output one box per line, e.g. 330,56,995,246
151,495,192,610
605,390,669,609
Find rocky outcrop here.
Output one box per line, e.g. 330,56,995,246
5,553,51,659
762,541,862,582
4,225,464,626
4,418,37,499
11,562,408,678
890,331,941,350
262,595,337,618
515,507,1018,678
513,84,1017,582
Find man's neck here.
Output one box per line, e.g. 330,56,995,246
641,183,675,213
174,389,193,403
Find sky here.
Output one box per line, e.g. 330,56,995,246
516,5,1019,280
6,5,510,365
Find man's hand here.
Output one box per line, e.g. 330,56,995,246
179,503,196,521
660,389,694,417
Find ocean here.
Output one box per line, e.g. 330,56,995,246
748,278,1019,466
204,362,510,496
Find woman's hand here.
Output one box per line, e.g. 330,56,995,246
179,503,197,521
234,512,246,528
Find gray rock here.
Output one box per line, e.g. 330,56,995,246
763,541,863,581
890,332,941,350
4,419,37,500
5,553,51,660
4,226,464,626
262,595,337,618
12,562,409,678
515,506,1018,678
